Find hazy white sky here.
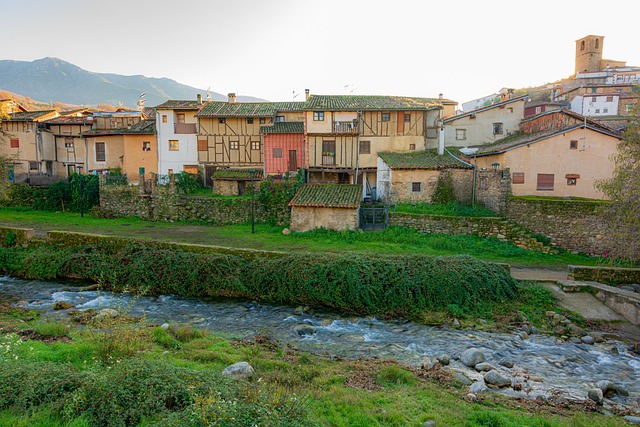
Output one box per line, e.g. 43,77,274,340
2,0,639,104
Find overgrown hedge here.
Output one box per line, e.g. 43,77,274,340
0,240,518,317
2,174,99,212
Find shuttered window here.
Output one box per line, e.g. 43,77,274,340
198,139,208,151
10,138,19,148
512,172,525,184
536,174,554,191
411,182,421,192
95,142,106,162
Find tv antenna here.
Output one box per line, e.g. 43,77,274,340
292,90,300,101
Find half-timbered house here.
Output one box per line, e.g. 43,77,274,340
43,109,96,177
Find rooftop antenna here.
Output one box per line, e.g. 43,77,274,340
136,93,146,111
292,90,300,101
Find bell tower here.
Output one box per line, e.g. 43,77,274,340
575,35,604,74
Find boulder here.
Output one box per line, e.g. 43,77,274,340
421,357,439,370
320,319,334,327
498,360,514,369
454,373,473,386
460,348,485,367
469,381,489,394
221,361,255,379
160,323,170,330
435,354,451,366
53,301,75,310
293,324,316,336
483,370,511,388
475,362,496,372
93,308,118,321
587,388,603,405
624,416,640,425
580,336,595,345
517,331,529,340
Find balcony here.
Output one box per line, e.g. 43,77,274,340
333,121,358,134
174,123,197,134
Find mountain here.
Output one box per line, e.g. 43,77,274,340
0,57,264,108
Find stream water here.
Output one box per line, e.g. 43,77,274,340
1,275,639,405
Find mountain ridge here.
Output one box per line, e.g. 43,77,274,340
0,57,265,108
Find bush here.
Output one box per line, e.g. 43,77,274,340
432,171,456,204
174,172,203,195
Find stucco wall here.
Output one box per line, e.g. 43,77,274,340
123,134,158,182
290,206,359,232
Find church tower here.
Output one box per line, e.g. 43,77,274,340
575,35,604,74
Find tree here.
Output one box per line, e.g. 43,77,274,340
596,106,640,260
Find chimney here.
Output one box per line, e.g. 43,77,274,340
228,93,237,104
197,94,202,105
438,93,443,100
305,89,310,101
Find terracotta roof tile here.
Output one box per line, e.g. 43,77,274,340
153,100,203,110
378,149,472,170
304,95,449,111
289,184,361,208
260,122,304,134
82,120,156,136
7,110,57,121
198,101,305,117
212,169,264,180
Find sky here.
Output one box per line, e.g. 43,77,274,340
1,0,639,105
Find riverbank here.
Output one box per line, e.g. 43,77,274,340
0,281,635,427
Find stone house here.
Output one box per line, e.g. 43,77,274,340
289,183,362,232
376,150,473,204
211,169,263,196
472,109,622,199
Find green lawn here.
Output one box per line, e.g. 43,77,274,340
0,207,608,269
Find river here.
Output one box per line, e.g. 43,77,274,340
1,275,639,405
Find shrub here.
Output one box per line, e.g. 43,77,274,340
33,321,69,338
173,171,203,195
432,171,457,204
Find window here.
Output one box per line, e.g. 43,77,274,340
507,107,513,113
580,40,585,51
456,129,466,140
512,172,525,184
404,113,411,123
176,113,185,123
259,118,266,124
536,173,554,191
251,141,260,150
247,118,254,124
275,116,285,123
142,141,151,151
169,140,179,151
603,108,608,114
184,165,198,175
606,96,613,102
591,88,597,93
409,144,416,150
168,168,173,175
566,174,580,186
139,167,145,176
219,118,226,124
198,139,208,151
535,106,542,114
570,140,578,149
381,113,390,122
273,148,283,158
65,138,74,149
591,96,597,102
493,122,503,135
426,128,437,139
411,182,421,192
595,38,599,49
29,161,38,171
595,109,600,114
230,141,239,150
10,138,19,148
162,115,167,123
627,104,634,113
359,140,370,154
313,112,324,121
94,142,105,162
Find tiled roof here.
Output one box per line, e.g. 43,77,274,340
289,184,361,208
153,100,203,110
261,122,304,134
304,95,447,111
475,124,622,156
212,169,264,180
443,95,528,122
378,149,472,170
44,116,94,125
198,101,304,117
143,107,156,119
7,110,56,121
82,120,156,136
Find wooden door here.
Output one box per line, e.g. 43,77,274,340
289,150,297,171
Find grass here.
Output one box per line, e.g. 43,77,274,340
0,207,612,269
0,304,630,427
394,201,499,217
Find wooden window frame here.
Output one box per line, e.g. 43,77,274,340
456,129,466,140
404,113,411,123
162,115,167,123
570,140,578,149
251,141,260,150
219,118,226,124
359,140,370,154
313,112,324,121
381,113,390,122
411,182,421,192
95,142,106,162
197,139,208,151
247,118,254,124
176,113,186,124
493,122,503,135
230,141,239,150
169,140,179,151
536,173,554,191
142,141,151,152
275,116,285,123
566,174,580,186
512,172,525,184
409,144,416,150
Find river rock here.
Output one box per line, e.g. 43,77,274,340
475,362,495,372
587,388,603,405
282,228,290,235
435,354,450,366
596,380,629,397
454,373,473,386
484,370,511,388
160,323,170,330
460,348,485,367
293,324,316,336
422,421,436,427
620,286,636,293
624,416,640,425
221,361,255,379
517,331,529,340
468,381,488,394
569,325,585,337
545,311,556,317
581,335,595,345
53,301,75,310
93,308,118,321
421,357,439,370
570,337,582,344
452,319,461,328
530,326,539,335
553,325,567,335
498,360,514,369
320,319,334,327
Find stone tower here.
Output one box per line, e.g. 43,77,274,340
575,35,604,74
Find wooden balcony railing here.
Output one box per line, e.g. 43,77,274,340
322,153,336,165
333,121,358,134
175,123,197,134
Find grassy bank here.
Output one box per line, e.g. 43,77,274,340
0,241,518,318
0,305,625,427
0,207,607,268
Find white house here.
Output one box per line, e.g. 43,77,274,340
155,97,202,176
570,94,619,117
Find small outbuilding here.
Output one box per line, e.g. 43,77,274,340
288,184,362,232
211,169,263,196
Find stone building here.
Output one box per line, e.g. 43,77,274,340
289,183,361,232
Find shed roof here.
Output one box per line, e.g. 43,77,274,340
378,149,472,170
198,101,304,117
289,184,361,208
261,121,304,134
304,95,448,111
212,169,264,180
82,120,156,136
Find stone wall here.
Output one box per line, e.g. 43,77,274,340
568,265,640,285
290,206,359,232
504,198,613,256
475,169,511,213
0,226,35,245
389,212,554,253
